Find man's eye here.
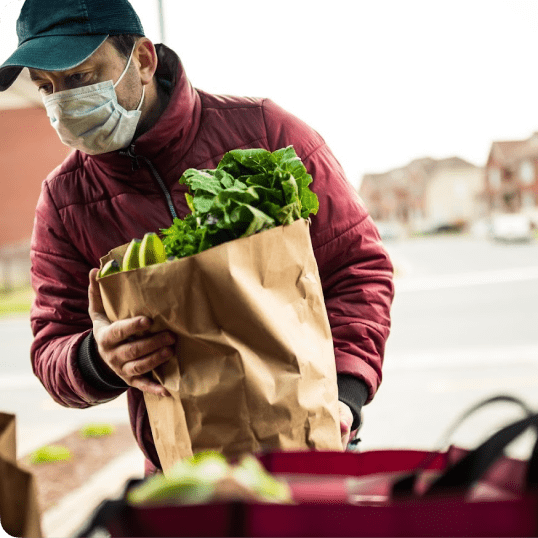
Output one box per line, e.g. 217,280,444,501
38,84,52,95
69,73,89,85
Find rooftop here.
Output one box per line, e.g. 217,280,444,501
489,134,538,166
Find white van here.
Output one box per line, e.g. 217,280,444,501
491,214,532,242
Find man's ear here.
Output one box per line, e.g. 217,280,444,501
135,38,158,85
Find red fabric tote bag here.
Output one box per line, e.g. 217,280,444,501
77,396,538,537
245,399,538,537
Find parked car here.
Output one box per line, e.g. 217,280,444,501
490,214,532,243
374,221,405,241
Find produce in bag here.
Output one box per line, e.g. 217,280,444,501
127,450,291,506
97,146,342,474
98,145,320,273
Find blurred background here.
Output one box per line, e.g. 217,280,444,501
0,0,537,462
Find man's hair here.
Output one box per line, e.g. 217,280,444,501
107,34,144,58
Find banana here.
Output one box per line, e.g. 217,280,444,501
122,238,142,271
98,259,121,278
139,232,167,267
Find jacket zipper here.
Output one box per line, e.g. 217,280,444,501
121,144,178,221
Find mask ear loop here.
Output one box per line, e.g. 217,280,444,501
114,41,145,112
136,85,145,112
113,42,138,89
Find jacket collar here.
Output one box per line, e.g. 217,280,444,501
89,44,201,187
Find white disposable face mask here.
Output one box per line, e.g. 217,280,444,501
43,44,145,155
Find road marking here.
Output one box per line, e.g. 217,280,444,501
384,343,538,371
395,265,538,292
428,375,538,394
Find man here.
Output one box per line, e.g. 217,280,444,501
0,0,394,473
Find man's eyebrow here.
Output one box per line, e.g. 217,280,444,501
28,71,45,82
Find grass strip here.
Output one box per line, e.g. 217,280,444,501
0,285,34,317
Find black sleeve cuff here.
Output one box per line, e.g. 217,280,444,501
337,374,369,430
77,331,129,392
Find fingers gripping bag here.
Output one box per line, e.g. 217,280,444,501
97,147,342,474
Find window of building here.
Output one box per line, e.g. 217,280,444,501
519,160,535,185
522,191,536,208
488,168,501,189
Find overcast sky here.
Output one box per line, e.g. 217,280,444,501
2,0,538,189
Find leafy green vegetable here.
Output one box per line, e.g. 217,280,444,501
161,146,318,260
231,454,292,502
127,450,291,506
127,451,229,505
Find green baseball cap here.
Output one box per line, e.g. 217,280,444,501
0,0,145,92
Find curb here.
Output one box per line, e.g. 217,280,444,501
41,447,144,538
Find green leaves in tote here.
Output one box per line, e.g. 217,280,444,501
161,146,318,260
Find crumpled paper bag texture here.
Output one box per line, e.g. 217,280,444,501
99,219,342,474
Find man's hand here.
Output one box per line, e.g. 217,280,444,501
88,268,175,397
338,400,354,449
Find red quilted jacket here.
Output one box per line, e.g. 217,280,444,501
30,45,394,469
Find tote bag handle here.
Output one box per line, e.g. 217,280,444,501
433,394,534,450
393,395,537,497
424,411,538,495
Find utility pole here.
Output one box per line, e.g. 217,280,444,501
157,0,166,44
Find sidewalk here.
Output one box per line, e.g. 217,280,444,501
41,447,144,538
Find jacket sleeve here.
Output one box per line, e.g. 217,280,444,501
262,100,395,415
311,148,394,401
30,180,127,408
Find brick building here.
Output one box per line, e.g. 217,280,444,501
0,70,71,287
360,156,483,234
481,133,538,223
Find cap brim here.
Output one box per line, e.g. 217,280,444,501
0,34,109,92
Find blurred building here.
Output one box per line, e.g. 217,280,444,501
360,156,483,235
0,70,71,288
481,133,538,224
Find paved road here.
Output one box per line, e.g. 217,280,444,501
360,235,538,458
0,316,131,456
1,234,537,458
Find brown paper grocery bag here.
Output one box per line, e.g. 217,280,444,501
99,219,342,474
0,413,42,538
0,413,16,463
0,460,42,538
